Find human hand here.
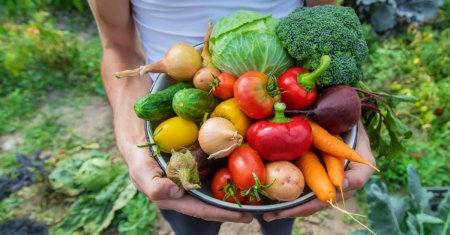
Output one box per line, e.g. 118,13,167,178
125,143,253,223
262,121,376,222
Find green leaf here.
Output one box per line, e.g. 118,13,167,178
94,181,137,235
416,213,443,225
385,107,412,139
53,173,134,235
390,195,409,224
210,10,293,77
376,93,418,102
364,177,405,234
49,157,85,196
436,192,450,235
53,195,94,234
380,107,413,159
407,165,433,214
406,212,420,235
116,193,159,235
365,112,382,154
76,158,125,192
81,142,100,149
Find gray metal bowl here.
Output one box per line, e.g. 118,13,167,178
143,44,357,213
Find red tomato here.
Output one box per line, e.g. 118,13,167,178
228,145,266,190
278,67,317,110
211,168,245,204
212,73,236,100
234,71,278,119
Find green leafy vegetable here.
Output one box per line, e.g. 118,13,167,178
52,173,137,235
48,154,88,196
49,151,124,194
114,193,159,235
355,165,450,235
76,157,121,192
209,10,293,77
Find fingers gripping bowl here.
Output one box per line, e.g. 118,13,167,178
143,44,357,213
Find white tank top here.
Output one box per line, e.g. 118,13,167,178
131,0,303,65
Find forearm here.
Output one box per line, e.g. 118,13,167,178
88,0,152,164
305,0,336,6
101,47,152,164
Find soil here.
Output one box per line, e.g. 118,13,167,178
0,95,364,235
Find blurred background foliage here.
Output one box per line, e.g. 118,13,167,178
0,0,448,234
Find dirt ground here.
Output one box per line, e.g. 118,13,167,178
1,95,363,235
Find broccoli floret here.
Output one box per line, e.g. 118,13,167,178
276,6,368,88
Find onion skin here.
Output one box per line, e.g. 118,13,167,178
198,117,243,159
164,43,202,81
114,43,202,81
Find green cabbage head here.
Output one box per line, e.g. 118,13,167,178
209,10,293,77
76,158,117,191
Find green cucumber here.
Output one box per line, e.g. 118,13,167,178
172,88,219,120
134,82,193,121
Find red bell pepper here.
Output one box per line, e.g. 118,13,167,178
246,102,312,161
278,55,331,110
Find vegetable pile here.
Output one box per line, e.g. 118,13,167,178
115,6,409,234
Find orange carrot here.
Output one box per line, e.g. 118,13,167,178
304,117,379,172
295,150,336,203
296,150,376,235
323,135,346,188
323,153,345,188
322,135,347,209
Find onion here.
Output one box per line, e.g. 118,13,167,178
193,21,221,91
199,117,243,159
193,67,221,91
114,43,202,81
